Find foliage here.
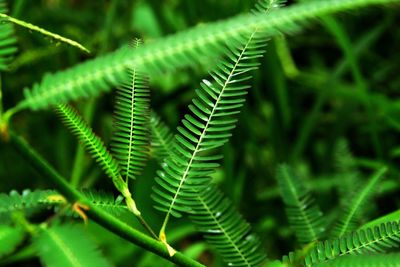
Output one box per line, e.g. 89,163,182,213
0,0,399,266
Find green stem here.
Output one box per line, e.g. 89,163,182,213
9,130,204,267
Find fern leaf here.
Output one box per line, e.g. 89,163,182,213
151,22,269,225
0,12,89,53
0,189,62,223
332,166,387,237
111,47,150,181
150,112,267,266
34,224,111,267
0,225,24,258
190,185,267,267
315,253,400,267
55,105,141,214
276,164,325,244
304,221,400,266
0,0,17,71
15,0,395,110
56,104,121,184
150,111,175,161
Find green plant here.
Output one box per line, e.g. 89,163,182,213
1,0,400,266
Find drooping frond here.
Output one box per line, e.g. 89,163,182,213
314,253,400,267
55,105,140,215
190,185,267,267
0,225,24,258
0,0,17,71
304,221,400,266
0,189,63,223
332,166,387,237
276,164,325,244
15,0,395,110
151,22,269,227
150,111,175,161
34,224,111,267
111,55,150,181
0,13,89,53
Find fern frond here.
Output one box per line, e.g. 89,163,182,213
190,185,267,267
315,253,400,267
55,104,141,215
34,224,111,267
152,24,268,227
150,113,267,265
0,1,17,71
304,221,400,266
56,104,121,185
15,0,395,110
276,164,325,244
0,189,62,223
0,13,89,53
150,111,175,161
332,166,387,237
111,61,150,181
0,225,24,258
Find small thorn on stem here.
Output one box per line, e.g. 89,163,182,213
72,202,90,224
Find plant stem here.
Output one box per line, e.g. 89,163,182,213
9,130,204,267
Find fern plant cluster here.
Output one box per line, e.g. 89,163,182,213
0,0,400,266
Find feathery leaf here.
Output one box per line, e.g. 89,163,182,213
190,185,267,267
34,224,111,267
15,0,396,110
151,20,268,226
111,45,150,181
150,111,267,266
304,221,400,266
332,166,387,237
0,189,63,223
0,12,89,53
276,164,325,244
315,253,400,267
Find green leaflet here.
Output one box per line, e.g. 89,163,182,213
55,104,140,215
189,186,267,267
0,225,24,258
15,0,396,110
111,49,151,181
150,111,267,266
0,189,62,223
0,12,89,54
304,221,400,266
276,164,325,244
315,253,400,267
151,22,268,224
332,166,387,237
0,0,17,71
34,224,111,267
55,104,122,186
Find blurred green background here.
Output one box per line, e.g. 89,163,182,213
1,0,400,266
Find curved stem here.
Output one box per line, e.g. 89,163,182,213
8,130,204,267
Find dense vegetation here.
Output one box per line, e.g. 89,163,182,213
0,0,400,266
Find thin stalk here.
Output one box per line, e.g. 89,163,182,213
9,130,204,267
